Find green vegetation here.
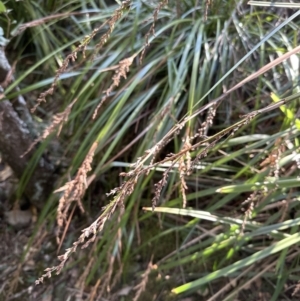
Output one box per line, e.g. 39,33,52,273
1,0,300,300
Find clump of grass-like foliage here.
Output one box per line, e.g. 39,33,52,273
1,0,300,300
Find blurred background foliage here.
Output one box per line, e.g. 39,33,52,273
1,0,300,300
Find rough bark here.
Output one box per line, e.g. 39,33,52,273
0,47,56,208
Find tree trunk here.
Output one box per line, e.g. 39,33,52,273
0,47,55,208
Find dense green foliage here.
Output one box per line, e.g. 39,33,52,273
1,0,300,300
